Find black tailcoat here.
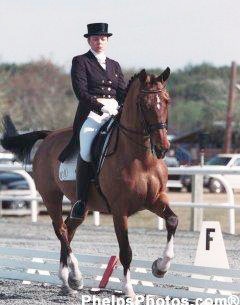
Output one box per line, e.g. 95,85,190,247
58,50,125,162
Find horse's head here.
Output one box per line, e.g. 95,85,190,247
136,68,171,158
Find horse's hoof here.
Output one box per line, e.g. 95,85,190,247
152,259,167,278
123,283,136,299
60,285,78,296
68,272,83,290
124,293,142,305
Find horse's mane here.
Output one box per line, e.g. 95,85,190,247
122,72,140,101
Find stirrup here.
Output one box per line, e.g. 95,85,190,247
70,200,86,220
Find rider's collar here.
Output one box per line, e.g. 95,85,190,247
90,49,106,62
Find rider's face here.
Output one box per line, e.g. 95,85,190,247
88,35,108,53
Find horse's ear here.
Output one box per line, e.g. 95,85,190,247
138,69,148,84
157,67,171,83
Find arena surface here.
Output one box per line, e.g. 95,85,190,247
0,212,239,305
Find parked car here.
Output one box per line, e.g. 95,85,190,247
0,171,30,209
164,156,183,191
0,171,26,190
0,189,30,209
181,154,240,193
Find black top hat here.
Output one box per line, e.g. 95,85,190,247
84,23,112,38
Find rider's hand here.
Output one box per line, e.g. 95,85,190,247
101,105,118,116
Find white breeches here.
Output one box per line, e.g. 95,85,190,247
79,98,118,162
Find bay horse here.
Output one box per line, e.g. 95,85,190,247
1,68,178,298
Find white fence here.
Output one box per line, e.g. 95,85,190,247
0,247,239,299
0,164,239,234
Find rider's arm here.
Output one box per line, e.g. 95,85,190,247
115,62,126,105
71,57,103,115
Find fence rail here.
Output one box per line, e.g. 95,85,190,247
0,164,239,234
0,247,239,299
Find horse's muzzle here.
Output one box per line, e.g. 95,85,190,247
153,145,169,159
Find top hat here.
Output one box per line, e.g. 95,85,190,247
84,23,112,38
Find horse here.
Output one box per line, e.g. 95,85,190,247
1,68,178,299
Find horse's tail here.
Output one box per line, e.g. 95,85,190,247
1,115,52,164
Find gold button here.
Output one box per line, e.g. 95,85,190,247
108,87,111,91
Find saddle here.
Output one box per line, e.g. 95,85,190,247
91,116,119,178
59,116,119,184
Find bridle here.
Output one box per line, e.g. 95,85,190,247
137,89,168,135
118,88,169,158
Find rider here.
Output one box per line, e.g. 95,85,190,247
70,23,126,219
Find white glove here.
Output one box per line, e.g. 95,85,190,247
101,105,118,116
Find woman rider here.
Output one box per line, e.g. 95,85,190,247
69,23,126,219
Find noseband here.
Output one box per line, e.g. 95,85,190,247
118,88,169,158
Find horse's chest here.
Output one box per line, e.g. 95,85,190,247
121,165,159,198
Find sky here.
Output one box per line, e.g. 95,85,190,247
1,0,240,72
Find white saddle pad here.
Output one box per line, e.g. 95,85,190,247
59,153,78,181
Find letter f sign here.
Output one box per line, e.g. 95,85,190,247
206,228,215,250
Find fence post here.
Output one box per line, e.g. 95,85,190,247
14,170,38,223
191,174,203,231
208,174,235,234
158,217,164,230
0,200,2,217
94,211,100,226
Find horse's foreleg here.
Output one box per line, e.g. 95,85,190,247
113,214,135,299
64,214,87,290
147,193,178,278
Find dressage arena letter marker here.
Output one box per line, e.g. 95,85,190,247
206,228,215,250
190,221,232,295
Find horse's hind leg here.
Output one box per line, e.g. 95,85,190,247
113,214,135,299
41,190,78,294
147,192,178,278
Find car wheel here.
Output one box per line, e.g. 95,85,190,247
209,178,224,193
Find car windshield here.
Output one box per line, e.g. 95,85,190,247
206,156,231,166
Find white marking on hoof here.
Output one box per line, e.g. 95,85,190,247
156,235,174,273
122,270,136,299
58,263,69,288
67,253,83,290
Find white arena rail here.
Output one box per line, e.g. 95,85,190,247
0,164,239,234
0,247,239,300
167,166,240,235
0,164,100,226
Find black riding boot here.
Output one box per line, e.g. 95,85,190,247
70,155,92,219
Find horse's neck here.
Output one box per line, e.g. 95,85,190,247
120,82,142,131
118,84,151,160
